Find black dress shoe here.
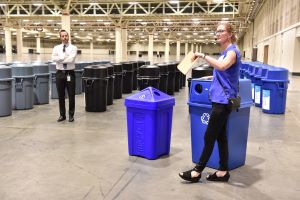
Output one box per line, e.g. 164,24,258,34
179,167,201,183
206,171,230,182
69,116,74,122
57,116,66,122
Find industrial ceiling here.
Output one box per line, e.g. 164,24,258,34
0,0,265,44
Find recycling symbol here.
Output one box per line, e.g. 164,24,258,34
201,113,210,125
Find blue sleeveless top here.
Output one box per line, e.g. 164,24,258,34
209,44,240,104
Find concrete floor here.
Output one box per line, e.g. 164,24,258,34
0,55,300,200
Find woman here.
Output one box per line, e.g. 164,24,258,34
179,22,240,183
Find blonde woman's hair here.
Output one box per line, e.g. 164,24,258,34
218,22,237,43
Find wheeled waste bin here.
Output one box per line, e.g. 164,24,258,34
0,65,13,117
137,65,160,90
113,63,123,99
131,61,138,90
49,62,58,99
156,63,169,93
254,65,268,107
122,62,134,94
262,67,289,114
167,62,176,95
189,79,252,170
83,66,108,112
105,64,114,105
32,63,50,105
11,64,35,110
125,87,175,159
75,62,83,95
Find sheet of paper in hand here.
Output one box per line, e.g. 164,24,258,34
177,51,199,75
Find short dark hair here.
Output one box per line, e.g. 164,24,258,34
59,29,68,37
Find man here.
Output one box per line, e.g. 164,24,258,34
52,30,77,122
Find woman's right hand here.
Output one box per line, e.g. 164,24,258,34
192,52,205,61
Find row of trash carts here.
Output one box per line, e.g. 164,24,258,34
240,61,289,114
0,60,187,117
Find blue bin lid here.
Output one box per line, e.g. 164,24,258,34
254,66,268,79
125,87,175,110
189,79,252,106
188,101,253,109
262,66,289,82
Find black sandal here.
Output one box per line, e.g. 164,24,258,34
206,171,230,182
179,167,201,183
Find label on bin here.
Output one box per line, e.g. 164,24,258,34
201,113,210,125
255,85,261,104
262,89,270,110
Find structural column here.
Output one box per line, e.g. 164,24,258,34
191,43,194,53
165,38,170,62
4,27,12,62
185,42,188,55
115,27,122,63
16,28,23,58
148,34,154,64
61,15,71,42
195,43,199,53
200,45,202,53
176,40,180,61
121,28,127,61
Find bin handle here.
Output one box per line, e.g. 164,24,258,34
85,79,94,87
15,78,24,89
51,73,56,80
276,82,287,90
34,75,38,88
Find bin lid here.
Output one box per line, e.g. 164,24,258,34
125,87,175,110
129,61,138,70
49,62,57,72
75,62,83,70
199,63,213,69
262,66,289,82
121,62,133,71
191,66,213,78
32,63,49,74
189,78,252,106
155,63,169,74
137,61,146,68
83,65,108,79
254,66,268,79
0,65,12,79
0,62,9,66
92,61,110,65
99,64,114,76
11,63,34,77
112,63,122,73
167,62,176,72
138,65,160,77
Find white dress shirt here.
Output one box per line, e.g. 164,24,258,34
52,43,78,70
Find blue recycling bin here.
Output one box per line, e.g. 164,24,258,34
240,62,248,79
188,79,252,170
249,64,261,101
262,67,289,114
254,65,268,107
125,87,175,160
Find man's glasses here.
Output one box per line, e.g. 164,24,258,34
215,29,227,35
